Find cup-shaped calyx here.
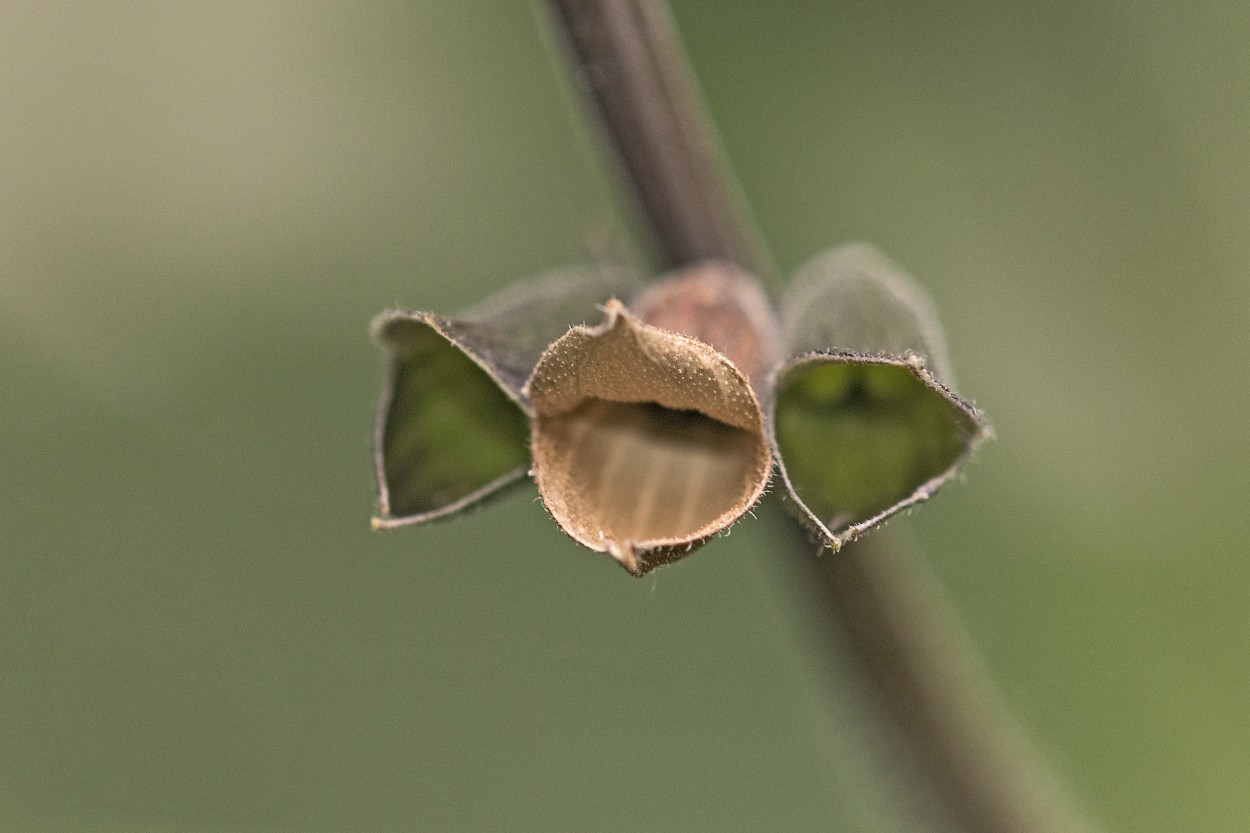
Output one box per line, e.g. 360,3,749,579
771,244,990,550
525,270,774,576
372,266,637,528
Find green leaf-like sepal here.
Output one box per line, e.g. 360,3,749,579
771,245,989,549
372,266,639,529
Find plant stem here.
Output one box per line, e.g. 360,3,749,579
547,0,766,274
777,522,1085,833
547,1,1092,831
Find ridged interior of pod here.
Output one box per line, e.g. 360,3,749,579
527,302,771,574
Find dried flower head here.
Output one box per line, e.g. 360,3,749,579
371,245,989,575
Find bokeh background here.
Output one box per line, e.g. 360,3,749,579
4,1,1248,831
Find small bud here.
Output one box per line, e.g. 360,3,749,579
631,261,780,382
526,298,771,575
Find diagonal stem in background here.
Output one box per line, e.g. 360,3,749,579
546,1,1093,831
548,0,767,275
778,524,1086,833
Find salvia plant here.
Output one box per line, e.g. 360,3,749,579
371,244,989,576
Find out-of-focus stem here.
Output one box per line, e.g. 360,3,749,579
547,0,766,275
778,523,1085,833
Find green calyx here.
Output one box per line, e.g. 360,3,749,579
374,316,530,525
773,355,982,542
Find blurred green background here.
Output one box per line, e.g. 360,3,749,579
4,1,1248,831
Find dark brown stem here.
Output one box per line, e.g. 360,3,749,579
546,1,1089,831
778,524,1085,833
547,0,765,274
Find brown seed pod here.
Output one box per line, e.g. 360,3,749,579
525,300,771,575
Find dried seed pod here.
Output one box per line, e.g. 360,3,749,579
771,244,990,550
526,300,771,575
631,261,780,382
372,266,638,528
